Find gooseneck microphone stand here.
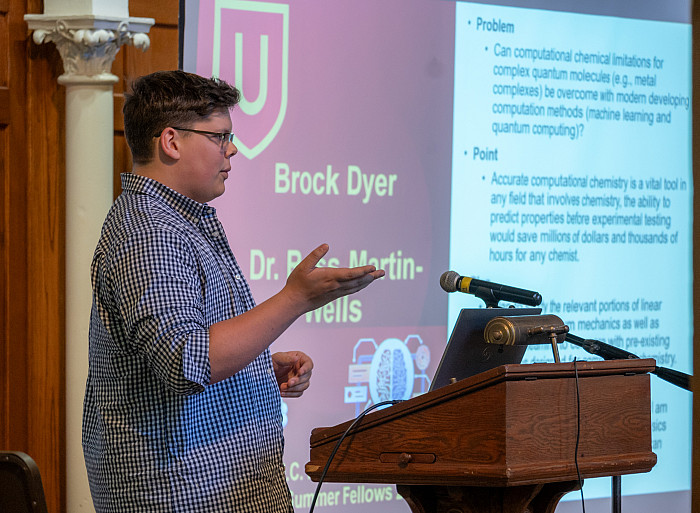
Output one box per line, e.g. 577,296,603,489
565,333,692,513
565,333,692,391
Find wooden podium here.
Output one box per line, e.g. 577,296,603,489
306,359,657,513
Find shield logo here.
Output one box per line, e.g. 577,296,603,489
208,0,289,159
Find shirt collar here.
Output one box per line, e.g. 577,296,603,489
120,172,217,224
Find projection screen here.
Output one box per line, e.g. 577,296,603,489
180,1,692,511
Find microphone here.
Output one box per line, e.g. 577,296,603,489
565,333,692,391
439,271,542,307
565,333,637,360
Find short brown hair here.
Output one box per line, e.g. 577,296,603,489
123,70,240,164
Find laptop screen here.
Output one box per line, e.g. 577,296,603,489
430,307,542,391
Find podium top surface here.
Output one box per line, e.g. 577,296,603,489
310,359,656,447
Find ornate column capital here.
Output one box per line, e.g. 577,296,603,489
25,15,155,85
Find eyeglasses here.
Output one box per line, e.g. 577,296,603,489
156,127,235,148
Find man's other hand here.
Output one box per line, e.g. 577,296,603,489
272,351,314,398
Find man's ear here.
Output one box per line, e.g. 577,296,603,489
156,127,182,161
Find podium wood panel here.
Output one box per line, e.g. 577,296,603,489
396,481,580,513
307,360,657,503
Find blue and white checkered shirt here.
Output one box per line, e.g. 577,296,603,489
83,173,292,512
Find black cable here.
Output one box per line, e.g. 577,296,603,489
573,358,586,513
309,400,402,513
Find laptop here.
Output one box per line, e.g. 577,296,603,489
430,307,542,391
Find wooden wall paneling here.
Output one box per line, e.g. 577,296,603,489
112,24,180,194
113,93,128,196
0,87,9,124
1,0,65,507
2,0,29,459
25,49,66,513
113,0,179,196
0,8,7,85
0,123,15,452
112,51,127,195
123,24,180,80
0,0,11,463
0,112,28,458
0,4,10,450
22,0,66,510
130,0,179,26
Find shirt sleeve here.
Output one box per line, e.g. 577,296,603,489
105,226,211,395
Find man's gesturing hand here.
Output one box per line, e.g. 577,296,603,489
283,244,385,314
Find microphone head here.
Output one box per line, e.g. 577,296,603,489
439,270,460,293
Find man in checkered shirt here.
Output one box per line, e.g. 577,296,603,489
83,70,384,512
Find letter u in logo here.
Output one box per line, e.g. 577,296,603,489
210,0,289,159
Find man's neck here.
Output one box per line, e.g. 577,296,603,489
132,162,175,191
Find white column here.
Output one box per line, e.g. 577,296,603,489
25,8,153,512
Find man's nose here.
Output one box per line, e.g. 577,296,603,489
225,140,238,157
